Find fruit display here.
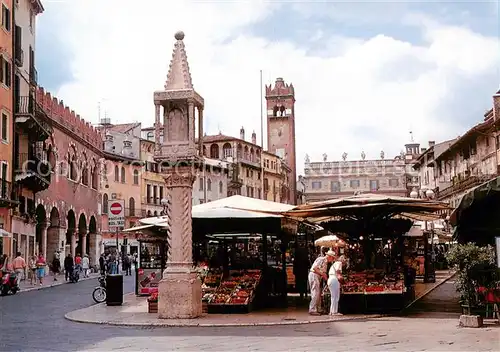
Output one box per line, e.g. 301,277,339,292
208,270,262,306
342,270,404,295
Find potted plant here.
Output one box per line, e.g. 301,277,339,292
446,243,498,327
147,292,159,313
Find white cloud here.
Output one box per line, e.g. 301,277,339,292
43,1,500,176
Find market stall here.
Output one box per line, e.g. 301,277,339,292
125,195,299,313
281,193,449,314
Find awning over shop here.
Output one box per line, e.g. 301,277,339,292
449,176,500,245
282,193,448,222
193,195,295,213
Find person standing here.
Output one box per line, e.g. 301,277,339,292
35,253,46,286
122,254,130,276
12,252,26,284
308,250,335,315
74,253,82,275
328,255,346,316
64,253,74,281
28,256,37,285
52,252,61,281
99,254,106,276
82,254,90,278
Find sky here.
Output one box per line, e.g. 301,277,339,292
36,0,500,175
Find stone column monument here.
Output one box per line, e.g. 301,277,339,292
153,31,204,319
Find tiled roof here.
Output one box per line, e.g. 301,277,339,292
106,123,141,134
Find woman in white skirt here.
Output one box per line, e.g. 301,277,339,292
327,255,346,315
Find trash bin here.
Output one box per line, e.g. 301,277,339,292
106,274,123,306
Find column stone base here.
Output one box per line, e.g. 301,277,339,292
158,271,202,319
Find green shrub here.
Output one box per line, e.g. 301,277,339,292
445,243,498,306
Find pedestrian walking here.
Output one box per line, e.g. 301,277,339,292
64,253,74,281
74,253,82,275
28,256,37,285
82,254,90,278
12,252,26,284
52,252,61,281
35,253,46,286
122,254,130,276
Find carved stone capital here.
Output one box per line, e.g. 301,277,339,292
163,168,196,188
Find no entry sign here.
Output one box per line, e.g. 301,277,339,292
108,199,125,229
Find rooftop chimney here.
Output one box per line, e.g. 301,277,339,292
251,131,256,145
240,126,245,140
428,141,435,147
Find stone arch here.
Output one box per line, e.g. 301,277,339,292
250,147,254,162
68,149,78,181
244,145,249,159
273,105,279,116
76,213,87,256
210,144,219,159
46,207,61,262
222,143,232,158
35,204,47,256
87,215,98,261
114,165,119,182
237,144,242,159
147,210,152,217
66,209,76,257
203,145,207,156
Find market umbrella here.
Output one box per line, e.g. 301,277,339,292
314,234,345,247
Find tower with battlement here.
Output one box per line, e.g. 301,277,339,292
265,78,297,204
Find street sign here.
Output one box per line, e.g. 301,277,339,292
108,199,125,229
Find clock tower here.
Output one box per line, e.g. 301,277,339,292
266,77,297,204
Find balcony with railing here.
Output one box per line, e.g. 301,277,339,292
0,179,19,207
437,174,495,200
15,96,53,141
14,153,51,192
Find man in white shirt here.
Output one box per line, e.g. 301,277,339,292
308,250,335,315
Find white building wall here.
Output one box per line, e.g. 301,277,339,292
15,0,37,96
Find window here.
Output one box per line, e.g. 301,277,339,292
369,180,379,191
0,56,11,87
133,169,139,185
311,181,322,189
120,166,125,183
129,197,135,216
331,181,341,193
0,111,7,141
102,194,108,213
219,181,223,194
114,165,119,182
153,185,158,204
389,178,399,187
147,132,154,140
199,177,203,191
207,178,212,192
0,162,7,199
146,184,152,203
350,180,360,188
2,4,10,31
159,186,163,202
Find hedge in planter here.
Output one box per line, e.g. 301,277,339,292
446,243,499,311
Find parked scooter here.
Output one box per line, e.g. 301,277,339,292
92,275,106,303
0,270,20,295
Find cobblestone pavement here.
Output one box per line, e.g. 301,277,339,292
1,273,499,352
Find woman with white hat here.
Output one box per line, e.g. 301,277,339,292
308,249,335,315
328,255,346,315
